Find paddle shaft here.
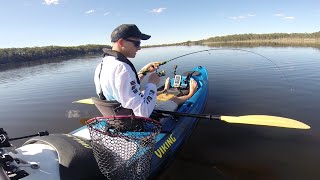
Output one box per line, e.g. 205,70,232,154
154,109,220,120
154,110,310,129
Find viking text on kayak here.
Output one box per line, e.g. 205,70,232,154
154,134,176,158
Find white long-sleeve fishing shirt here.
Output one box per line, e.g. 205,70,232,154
94,55,157,117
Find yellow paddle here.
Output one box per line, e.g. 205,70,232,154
73,98,310,129
73,98,94,105
72,95,175,104
154,110,310,130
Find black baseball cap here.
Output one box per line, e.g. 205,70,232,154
111,24,151,42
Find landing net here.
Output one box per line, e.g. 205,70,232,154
86,116,161,180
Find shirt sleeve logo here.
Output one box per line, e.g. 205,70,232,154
130,80,138,94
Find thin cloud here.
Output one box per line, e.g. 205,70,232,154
274,13,295,20
85,9,95,14
229,13,255,21
151,7,166,14
229,16,247,20
104,12,110,16
274,13,284,17
283,16,295,20
43,0,59,5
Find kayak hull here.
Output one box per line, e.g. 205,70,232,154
149,66,208,177
9,66,208,180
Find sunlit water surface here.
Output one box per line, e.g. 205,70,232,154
0,46,319,179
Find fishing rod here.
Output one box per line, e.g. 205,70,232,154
102,47,292,89
139,48,292,89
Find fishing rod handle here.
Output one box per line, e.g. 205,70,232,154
138,61,167,75
160,61,167,65
9,131,49,141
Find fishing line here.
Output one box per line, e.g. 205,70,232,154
159,48,294,91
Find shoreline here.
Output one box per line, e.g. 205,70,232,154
1,37,320,68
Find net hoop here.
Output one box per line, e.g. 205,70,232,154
86,116,161,180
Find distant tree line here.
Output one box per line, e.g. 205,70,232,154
196,32,320,44
1,32,320,66
0,44,110,65
145,32,320,47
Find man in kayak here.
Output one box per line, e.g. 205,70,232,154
94,24,160,118
94,24,198,118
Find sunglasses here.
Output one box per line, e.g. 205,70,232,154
125,39,141,48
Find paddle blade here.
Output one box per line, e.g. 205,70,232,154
73,98,94,105
220,115,310,129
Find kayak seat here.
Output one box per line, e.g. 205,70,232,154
91,97,133,116
24,134,105,180
182,70,201,76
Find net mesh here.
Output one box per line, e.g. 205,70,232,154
86,116,161,180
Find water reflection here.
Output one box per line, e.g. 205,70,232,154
0,46,319,179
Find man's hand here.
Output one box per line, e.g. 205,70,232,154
139,62,161,75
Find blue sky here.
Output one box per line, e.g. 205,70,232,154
1,0,319,48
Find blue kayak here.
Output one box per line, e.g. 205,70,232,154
5,66,208,180
71,65,209,179
149,65,208,178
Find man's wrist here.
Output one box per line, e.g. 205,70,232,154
138,73,145,79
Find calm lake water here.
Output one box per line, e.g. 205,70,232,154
0,46,319,179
